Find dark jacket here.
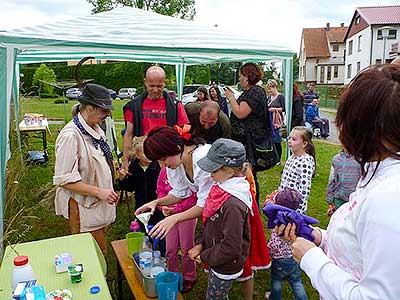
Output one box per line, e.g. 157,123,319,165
119,159,163,227
197,197,250,275
291,95,304,129
123,90,178,136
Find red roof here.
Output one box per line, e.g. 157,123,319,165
302,26,348,58
357,5,400,25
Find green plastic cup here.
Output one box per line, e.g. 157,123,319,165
126,232,144,257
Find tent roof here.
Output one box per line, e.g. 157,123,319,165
0,7,292,65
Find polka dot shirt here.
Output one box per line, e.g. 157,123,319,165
279,154,315,213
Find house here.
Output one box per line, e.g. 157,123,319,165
344,5,400,84
299,23,348,85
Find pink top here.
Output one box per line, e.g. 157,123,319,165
157,167,197,213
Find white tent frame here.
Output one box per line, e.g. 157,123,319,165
0,7,293,259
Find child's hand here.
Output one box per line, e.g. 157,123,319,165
162,206,174,217
188,244,202,262
118,167,131,180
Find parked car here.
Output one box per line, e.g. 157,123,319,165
65,88,81,99
118,88,137,100
108,89,117,100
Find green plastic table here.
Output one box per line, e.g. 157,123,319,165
0,233,112,299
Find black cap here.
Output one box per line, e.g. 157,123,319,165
78,83,114,110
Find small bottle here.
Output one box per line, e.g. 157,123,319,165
12,256,36,291
153,250,162,267
141,236,153,251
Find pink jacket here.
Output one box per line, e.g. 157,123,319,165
157,167,197,213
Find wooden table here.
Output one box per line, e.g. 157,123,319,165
19,119,50,162
111,239,184,300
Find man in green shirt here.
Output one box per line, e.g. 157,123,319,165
185,100,231,143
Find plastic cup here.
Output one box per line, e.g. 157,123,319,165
68,265,82,284
126,232,144,257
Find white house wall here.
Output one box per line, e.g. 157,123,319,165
370,25,400,65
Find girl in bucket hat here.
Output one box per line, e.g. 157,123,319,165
192,138,252,300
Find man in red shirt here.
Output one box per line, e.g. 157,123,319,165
121,66,188,178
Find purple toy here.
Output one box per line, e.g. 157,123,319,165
263,203,319,242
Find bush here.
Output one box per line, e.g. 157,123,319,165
33,64,57,95
40,93,57,99
54,99,68,104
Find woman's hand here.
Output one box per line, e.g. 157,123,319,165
135,200,158,215
118,167,131,180
162,206,175,217
148,215,178,239
276,223,323,247
188,244,203,262
96,188,119,204
291,237,317,263
224,88,235,101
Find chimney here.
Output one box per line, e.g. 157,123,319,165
326,23,330,31
341,23,345,27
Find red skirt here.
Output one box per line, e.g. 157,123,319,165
238,196,271,281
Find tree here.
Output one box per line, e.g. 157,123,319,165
32,64,56,96
87,0,196,20
209,62,242,85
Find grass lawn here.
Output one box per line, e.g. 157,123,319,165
19,97,128,121
6,99,342,299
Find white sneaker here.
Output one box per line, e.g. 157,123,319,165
265,291,271,299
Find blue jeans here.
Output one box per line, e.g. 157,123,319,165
270,258,308,300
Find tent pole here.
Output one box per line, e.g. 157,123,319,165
13,60,23,163
283,57,294,160
175,59,186,101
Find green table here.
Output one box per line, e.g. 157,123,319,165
0,233,112,299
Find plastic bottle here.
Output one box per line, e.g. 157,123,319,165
12,256,36,291
141,236,153,251
153,250,162,267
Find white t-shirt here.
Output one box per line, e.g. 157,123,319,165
166,144,214,208
301,157,400,300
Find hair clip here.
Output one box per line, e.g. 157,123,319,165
174,124,192,141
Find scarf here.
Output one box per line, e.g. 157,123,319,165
73,115,114,178
202,177,253,224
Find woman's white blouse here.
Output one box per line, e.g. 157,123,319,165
166,144,213,208
301,158,400,300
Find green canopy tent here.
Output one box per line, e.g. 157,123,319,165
0,7,293,258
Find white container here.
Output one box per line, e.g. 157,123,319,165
150,266,165,278
12,256,36,291
139,251,153,276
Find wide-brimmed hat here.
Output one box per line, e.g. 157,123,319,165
197,138,246,173
78,83,114,110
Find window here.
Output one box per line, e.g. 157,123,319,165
357,62,361,73
378,29,397,40
388,29,397,39
358,35,362,51
334,66,339,78
355,16,360,25
377,30,383,40
347,64,352,78
332,44,339,52
375,59,382,65
349,41,354,54
327,66,332,80
320,66,325,83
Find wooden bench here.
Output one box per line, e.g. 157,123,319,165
111,239,184,300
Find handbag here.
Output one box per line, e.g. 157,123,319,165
245,96,279,171
246,132,279,172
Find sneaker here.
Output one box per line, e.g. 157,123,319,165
182,280,196,293
265,291,271,299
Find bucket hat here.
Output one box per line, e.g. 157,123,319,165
197,138,246,173
78,83,114,110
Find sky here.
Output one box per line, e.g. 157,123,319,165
0,0,399,52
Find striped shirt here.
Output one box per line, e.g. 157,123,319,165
326,151,362,203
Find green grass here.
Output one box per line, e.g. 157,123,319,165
19,97,128,121
6,99,342,299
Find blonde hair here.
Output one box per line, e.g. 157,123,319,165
224,162,251,177
130,136,147,159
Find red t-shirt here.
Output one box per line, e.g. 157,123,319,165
124,97,189,135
